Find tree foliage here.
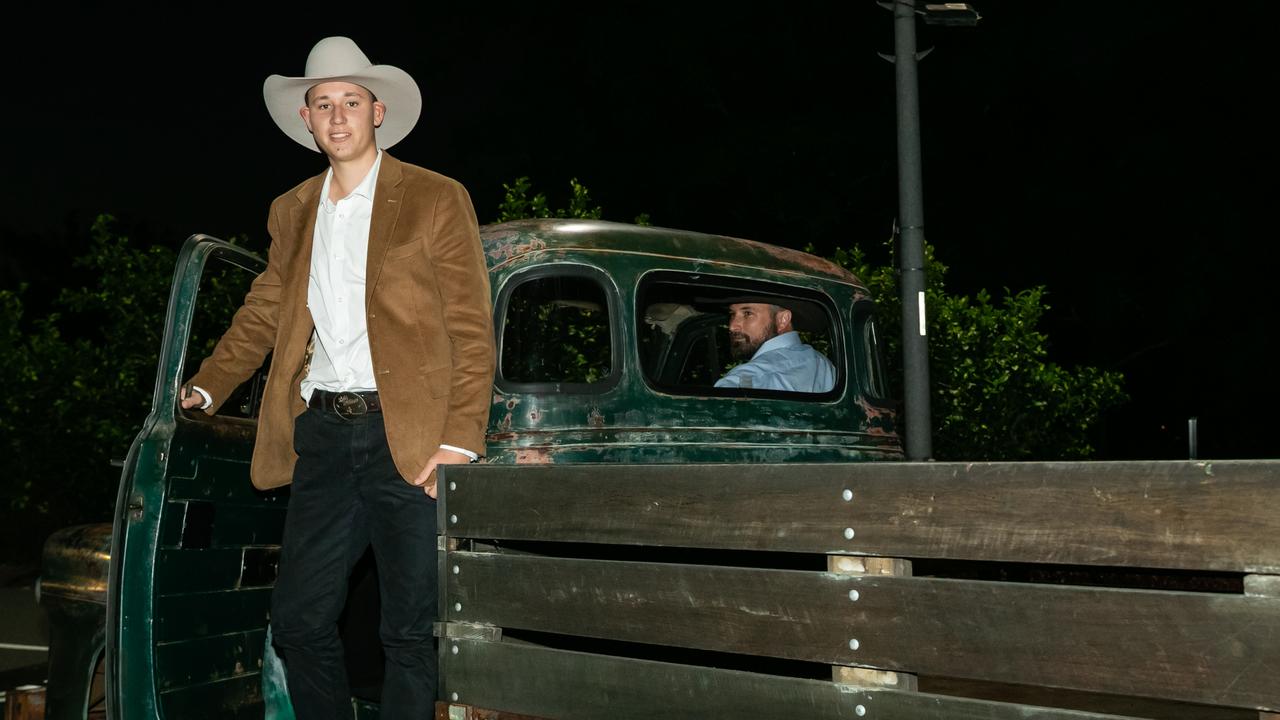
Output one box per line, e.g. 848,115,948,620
1,216,179,563
495,176,649,226
495,178,620,383
822,239,1127,460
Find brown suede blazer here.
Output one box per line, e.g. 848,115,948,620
188,153,496,490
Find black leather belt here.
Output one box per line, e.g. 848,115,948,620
309,389,382,419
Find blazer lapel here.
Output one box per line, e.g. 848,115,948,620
282,175,323,359
366,153,407,309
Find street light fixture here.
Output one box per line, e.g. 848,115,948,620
922,3,982,27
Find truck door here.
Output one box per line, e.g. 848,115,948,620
104,235,284,719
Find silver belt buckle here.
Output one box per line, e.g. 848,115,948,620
333,391,368,419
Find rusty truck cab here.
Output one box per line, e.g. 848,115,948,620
483,219,899,465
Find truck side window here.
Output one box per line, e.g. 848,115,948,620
500,274,612,385
860,312,890,400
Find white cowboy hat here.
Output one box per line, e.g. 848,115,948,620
263,36,422,152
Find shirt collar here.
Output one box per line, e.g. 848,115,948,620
319,149,383,210
752,331,801,359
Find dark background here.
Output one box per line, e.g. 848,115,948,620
5,2,1277,460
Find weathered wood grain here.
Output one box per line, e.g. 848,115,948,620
446,552,1280,709
442,638,1150,719
920,678,1257,720
441,461,1280,571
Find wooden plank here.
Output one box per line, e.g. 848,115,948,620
920,678,1258,720
154,629,264,691
845,576,1280,710
446,552,1280,709
442,638,1145,719
447,551,854,662
157,674,264,720
153,588,271,642
441,461,1280,572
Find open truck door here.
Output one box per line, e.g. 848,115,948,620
104,235,290,718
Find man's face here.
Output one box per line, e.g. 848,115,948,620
727,303,780,359
299,81,385,162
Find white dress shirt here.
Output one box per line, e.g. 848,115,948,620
300,152,381,403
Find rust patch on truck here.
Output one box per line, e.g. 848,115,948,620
494,394,521,432
485,237,548,265
515,448,553,464
855,396,899,436
738,238,858,282
855,395,891,420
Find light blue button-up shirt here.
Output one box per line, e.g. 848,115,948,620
714,331,836,393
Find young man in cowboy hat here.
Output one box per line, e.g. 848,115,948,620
181,36,495,718
713,298,835,393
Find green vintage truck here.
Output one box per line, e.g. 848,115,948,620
36,218,1280,719
36,218,901,718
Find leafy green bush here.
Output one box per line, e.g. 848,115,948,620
823,240,1127,460
1,216,177,563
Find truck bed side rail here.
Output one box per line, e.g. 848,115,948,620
437,460,1280,720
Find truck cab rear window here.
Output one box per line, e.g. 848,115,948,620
498,272,614,389
637,272,840,398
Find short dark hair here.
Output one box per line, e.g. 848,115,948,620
304,84,379,107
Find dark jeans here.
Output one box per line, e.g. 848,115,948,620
271,407,438,720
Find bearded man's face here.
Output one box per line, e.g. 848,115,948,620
727,303,780,359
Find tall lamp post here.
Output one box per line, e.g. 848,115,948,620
884,0,980,461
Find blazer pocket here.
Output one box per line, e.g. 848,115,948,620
425,366,452,398
385,238,423,260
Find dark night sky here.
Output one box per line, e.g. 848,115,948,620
5,2,1278,459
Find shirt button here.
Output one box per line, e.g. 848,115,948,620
338,339,345,345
